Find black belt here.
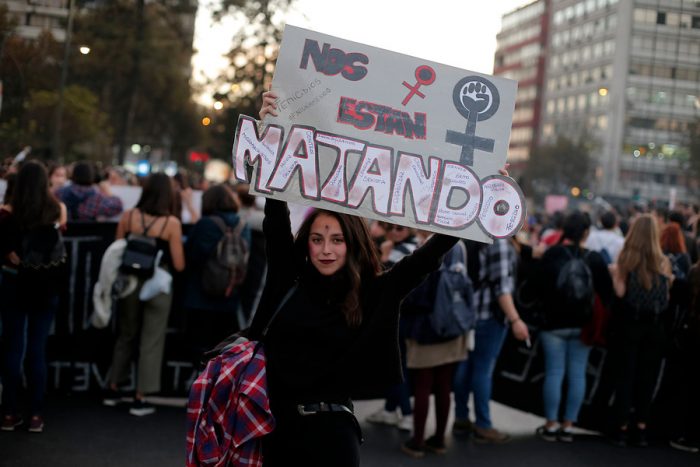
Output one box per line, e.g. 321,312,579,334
297,402,354,416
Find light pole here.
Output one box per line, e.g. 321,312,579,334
51,0,76,161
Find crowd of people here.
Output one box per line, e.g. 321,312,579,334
0,147,699,464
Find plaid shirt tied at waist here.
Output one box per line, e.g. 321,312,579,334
186,340,274,467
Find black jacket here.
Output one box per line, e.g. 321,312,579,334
249,200,458,404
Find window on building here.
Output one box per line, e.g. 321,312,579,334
657,12,666,25
666,12,680,27
692,16,700,29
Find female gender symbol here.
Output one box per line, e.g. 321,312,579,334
401,65,436,106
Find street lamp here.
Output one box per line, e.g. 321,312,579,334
51,0,76,160
79,45,90,55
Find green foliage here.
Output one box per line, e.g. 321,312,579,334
25,85,112,160
201,0,294,159
522,137,593,203
70,0,202,163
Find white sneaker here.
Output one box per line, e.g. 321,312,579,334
398,414,413,432
366,409,399,426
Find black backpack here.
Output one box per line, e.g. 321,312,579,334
201,217,249,298
120,212,165,278
555,247,595,316
19,223,67,271
623,271,669,320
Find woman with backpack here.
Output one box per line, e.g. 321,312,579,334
0,161,67,433
102,173,185,416
183,183,251,356
609,214,674,447
534,211,614,443
401,233,472,458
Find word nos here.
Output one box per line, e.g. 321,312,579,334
337,97,426,140
232,116,524,238
300,39,369,81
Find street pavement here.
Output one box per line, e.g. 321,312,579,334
0,394,697,466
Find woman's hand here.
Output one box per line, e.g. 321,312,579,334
511,318,530,341
498,163,511,177
259,91,279,120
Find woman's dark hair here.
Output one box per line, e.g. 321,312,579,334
559,210,591,245
201,184,239,216
11,161,61,230
136,173,175,217
71,161,95,186
294,210,382,327
234,184,257,208
3,173,17,205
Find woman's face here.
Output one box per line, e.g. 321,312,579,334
387,224,410,243
50,167,67,189
308,213,347,276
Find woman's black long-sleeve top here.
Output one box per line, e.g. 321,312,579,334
249,199,458,408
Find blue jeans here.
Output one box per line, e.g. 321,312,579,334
540,328,591,423
384,324,412,415
453,317,508,429
0,275,58,416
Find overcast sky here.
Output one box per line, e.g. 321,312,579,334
192,0,529,103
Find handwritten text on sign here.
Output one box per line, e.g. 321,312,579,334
232,25,526,241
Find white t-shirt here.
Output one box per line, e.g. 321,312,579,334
585,229,624,263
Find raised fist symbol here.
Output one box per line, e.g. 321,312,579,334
452,76,500,122
459,81,492,117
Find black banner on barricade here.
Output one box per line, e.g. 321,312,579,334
2,222,676,435
40,223,199,396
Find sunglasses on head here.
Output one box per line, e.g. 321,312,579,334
387,225,407,232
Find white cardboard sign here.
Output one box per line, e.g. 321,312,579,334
232,25,526,242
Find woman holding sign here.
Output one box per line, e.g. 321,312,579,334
246,91,476,466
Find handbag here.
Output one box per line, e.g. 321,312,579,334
120,211,165,278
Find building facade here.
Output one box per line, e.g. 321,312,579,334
494,0,550,169
4,0,69,41
499,0,700,202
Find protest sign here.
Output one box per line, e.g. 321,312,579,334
232,25,525,241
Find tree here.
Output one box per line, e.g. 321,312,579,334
69,0,203,164
522,137,593,204
0,14,64,157
200,0,295,160
25,85,112,160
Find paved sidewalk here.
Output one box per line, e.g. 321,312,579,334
0,395,696,466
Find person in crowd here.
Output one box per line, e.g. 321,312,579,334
234,183,267,323
48,164,68,191
183,184,251,355
173,169,200,223
107,166,137,186
365,223,418,432
401,232,470,458
102,173,184,416
534,211,614,442
56,161,123,221
0,161,67,433
652,205,669,232
585,210,624,264
248,91,465,467
666,256,700,453
452,237,530,443
609,214,674,447
668,211,698,264
540,211,564,247
1,173,16,215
